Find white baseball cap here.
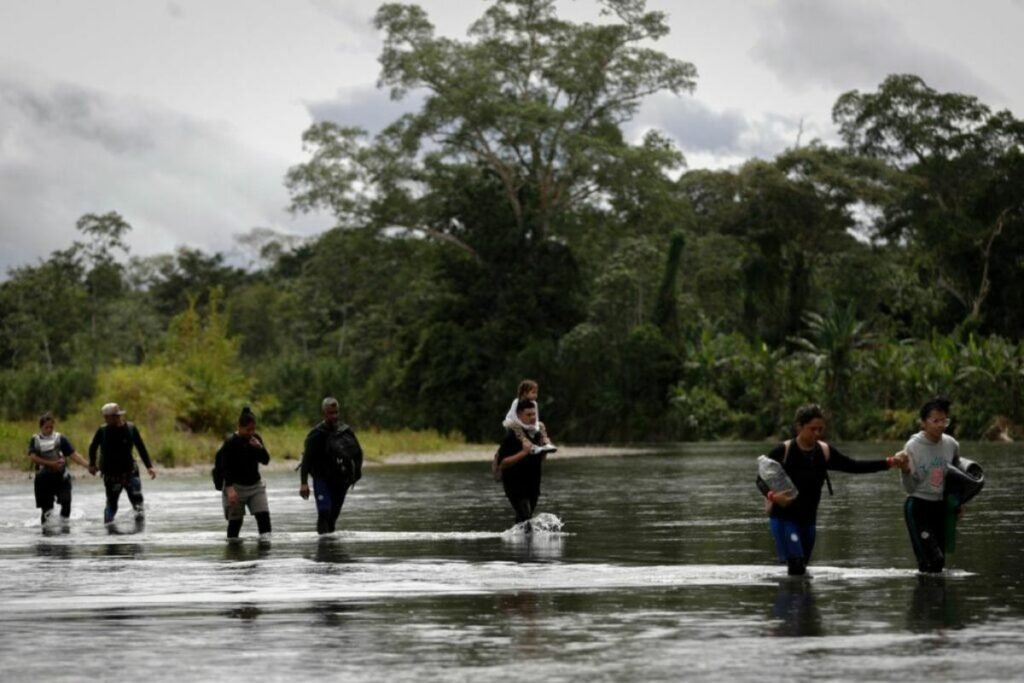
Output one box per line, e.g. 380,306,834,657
101,402,126,416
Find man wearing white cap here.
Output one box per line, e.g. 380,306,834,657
88,403,156,525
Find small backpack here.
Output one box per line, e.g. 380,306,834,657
211,449,224,491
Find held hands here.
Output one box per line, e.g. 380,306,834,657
88,464,98,476
889,451,911,472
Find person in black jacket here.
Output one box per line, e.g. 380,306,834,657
216,407,272,540
299,397,363,535
88,402,155,525
495,400,554,526
756,404,906,576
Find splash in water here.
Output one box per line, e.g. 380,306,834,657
503,512,565,537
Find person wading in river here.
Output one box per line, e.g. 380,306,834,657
757,404,906,576
299,397,363,535
88,402,156,527
215,406,272,541
27,412,90,528
895,396,965,573
495,400,554,527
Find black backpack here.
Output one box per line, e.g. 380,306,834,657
212,449,224,491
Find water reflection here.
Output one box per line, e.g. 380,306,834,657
907,575,964,632
768,580,823,637
226,605,262,622
103,542,144,558
223,540,273,562
313,537,352,564
501,532,565,561
34,541,73,560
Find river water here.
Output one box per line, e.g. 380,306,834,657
1,443,1022,682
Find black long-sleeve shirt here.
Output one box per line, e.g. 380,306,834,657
89,422,152,476
757,441,888,524
496,428,545,498
216,432,270,487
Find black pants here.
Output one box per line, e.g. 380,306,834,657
228,513,272,538
506,491,539,524
34,470,72,521
905,497,949,573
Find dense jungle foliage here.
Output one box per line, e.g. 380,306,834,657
2,0,1023,444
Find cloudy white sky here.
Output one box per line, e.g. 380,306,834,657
1,0,1021,274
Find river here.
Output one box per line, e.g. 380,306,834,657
1,443,1022,681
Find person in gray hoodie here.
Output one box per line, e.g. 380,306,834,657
897,397,963,573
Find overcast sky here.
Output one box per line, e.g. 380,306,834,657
1,0,1021,274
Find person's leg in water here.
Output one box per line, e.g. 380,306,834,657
34,471,57,525
103,476,124,524
313,478,347,534
770,517,816,576
57,474,72,520
905,497,946,573
225,489,244,539
327,482,347,533
125,473,145,521
247,482,272,537
508,497,533,526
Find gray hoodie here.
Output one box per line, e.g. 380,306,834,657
900,431,960,500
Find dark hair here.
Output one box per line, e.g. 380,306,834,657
238,406,256,427
919,396,952,421
516,399,537,415
38,412,54,427
794,404,825,427
517,380,539,400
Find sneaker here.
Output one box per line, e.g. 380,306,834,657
540,444,558,454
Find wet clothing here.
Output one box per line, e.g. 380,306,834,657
217,433,270,488
904,496,950,573
28,432,76,520
301,421,363,534
89,422,151,524
757,441,889,524
901,432,960,501
496,428,546,523
901,432,962,572
88,422,152,476
103,472,144,524
223,480,271,536
757,440,889,575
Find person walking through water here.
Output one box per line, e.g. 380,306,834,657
299,397,363,535
215,407,272,541
756,404,906,576
495,400,553,527
88,402,155,527
896,397,964,573
27,412,89,528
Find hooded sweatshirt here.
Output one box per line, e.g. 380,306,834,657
901,431,960,501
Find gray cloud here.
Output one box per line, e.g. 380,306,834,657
305,84,426,133
0,73,327,275
751,0,997,101
635,94,814,165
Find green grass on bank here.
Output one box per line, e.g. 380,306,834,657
0,417,468,471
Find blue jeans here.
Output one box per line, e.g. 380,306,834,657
769,517,817,575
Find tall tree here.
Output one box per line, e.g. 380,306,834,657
834,74,1024,334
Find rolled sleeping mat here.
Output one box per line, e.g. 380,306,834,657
758,455,798,499
945,456,984,506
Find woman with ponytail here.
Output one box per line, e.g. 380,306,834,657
215,406,272,541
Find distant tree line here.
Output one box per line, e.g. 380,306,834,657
2,1,1022,442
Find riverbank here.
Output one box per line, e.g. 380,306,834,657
0,442,656,481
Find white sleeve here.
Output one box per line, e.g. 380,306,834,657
503,399,518,427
